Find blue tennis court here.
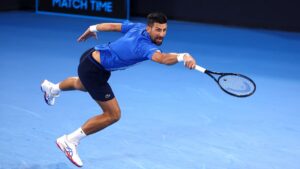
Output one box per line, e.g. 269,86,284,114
0,11,300,169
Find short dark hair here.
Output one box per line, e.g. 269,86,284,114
147,12,167,26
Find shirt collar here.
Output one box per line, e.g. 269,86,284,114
142,29,159,46
142,29,151,40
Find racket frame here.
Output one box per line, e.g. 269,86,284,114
195,65,256,97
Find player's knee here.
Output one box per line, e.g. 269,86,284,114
74,78,85,91
113,108,121,122
108,108,121,123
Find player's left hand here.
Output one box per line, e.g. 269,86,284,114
77,28,98,42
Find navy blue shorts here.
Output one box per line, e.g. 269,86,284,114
78,48,115,101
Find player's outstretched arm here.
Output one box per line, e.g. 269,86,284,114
77,23,122,42
152,52,196,69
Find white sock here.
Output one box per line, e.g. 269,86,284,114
51,83,61,95
67,127,87,145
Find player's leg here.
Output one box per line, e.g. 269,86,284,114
41,77,86,106
81,98,121,135
56,97,120,168
56,97,120,167
56,48,118,167
59,76,86,91
41,48,94,106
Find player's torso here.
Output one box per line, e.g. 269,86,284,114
109,26,151,61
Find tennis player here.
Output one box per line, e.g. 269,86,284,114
41,12,196,167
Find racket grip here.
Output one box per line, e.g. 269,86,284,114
194,65,206,73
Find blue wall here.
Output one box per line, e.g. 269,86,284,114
1,0,300,31
131,0,300,31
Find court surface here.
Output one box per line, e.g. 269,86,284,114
0,11,300,169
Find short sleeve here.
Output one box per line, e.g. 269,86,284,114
136,41,161,60
121,20,135,34
144,47,161,60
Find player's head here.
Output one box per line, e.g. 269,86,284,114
146,12,168,46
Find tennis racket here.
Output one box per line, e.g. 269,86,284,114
194,65,256,97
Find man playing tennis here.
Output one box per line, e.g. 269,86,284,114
41,12,196,167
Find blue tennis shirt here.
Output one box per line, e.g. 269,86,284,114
94,21,161,71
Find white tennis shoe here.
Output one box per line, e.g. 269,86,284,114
56,135,83,167
41,80,59,106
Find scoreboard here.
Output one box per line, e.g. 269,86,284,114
36,0,130,20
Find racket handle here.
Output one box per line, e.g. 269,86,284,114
194,65,206,73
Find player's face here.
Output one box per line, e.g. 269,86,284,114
147,23,167,45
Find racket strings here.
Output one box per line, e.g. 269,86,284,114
218,75,255,96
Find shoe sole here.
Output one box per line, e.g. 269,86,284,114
56,141,83,167
40,81,53,106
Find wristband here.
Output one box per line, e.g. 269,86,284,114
89,25,98,32
177,53,189,62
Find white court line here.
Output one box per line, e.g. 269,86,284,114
126,158,147,169
0,104,42,119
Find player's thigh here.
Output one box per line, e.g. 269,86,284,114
96,98,121,116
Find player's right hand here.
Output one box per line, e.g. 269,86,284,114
184,54,196,69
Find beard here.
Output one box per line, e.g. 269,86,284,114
153,37,163,46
